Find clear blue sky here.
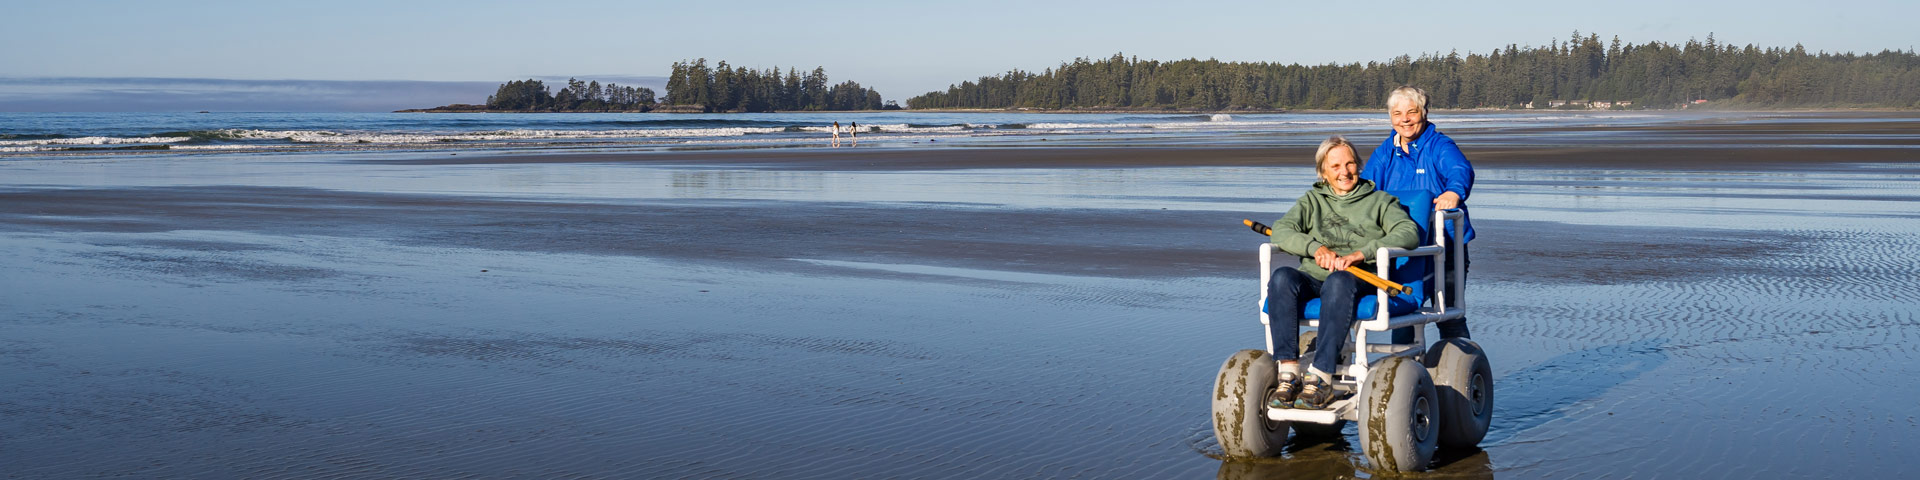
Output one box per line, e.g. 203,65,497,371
5,0,1913,99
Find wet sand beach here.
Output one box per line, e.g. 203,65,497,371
3,113,1918,477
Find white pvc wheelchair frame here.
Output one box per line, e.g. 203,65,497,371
1257,208,1466,424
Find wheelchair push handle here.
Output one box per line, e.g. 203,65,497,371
1241,219,1411,295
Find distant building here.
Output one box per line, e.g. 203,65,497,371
1692,99,1709,104
1590,101,1613,109
1548,100,1567,108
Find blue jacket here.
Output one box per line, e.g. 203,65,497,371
1361,122,1475,243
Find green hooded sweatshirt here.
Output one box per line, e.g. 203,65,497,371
1271,179,1420,281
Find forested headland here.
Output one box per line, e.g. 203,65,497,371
663,59,890,112
400,60,891,113
907,33,1920,110
397,77,658,113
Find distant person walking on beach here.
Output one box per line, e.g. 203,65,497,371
848,122,858,144
1362,85,1476,340
831,121,842,147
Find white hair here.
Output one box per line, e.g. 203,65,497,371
1387,85,1429,112
1313,136,1361,174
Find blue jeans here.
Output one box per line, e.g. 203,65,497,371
1267,267,1363,376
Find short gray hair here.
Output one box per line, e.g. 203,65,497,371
1387,85,1428,112
1313,135,1361,173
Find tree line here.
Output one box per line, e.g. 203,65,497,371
485,78,657,111
906,32,1920,110
475,61,889,112
665,59,888,112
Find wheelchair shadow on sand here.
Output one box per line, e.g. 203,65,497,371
1213,338,1668,478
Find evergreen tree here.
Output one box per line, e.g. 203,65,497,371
665,62,689,104
688,59,712,111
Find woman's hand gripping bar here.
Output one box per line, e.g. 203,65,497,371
1243,219,1411,295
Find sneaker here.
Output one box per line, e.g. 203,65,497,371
1293,375,1338,410
1267,371,1300,409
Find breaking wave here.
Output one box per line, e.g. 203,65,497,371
0,135,195,146
1114,115,1212,122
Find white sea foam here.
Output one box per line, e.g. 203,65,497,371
0,136,193,146
4,120,1303,151
1438,113,1658,124
1019,119,1371,130
165,144,285,151
173,128,800,144
673,131,974,146
1021,122,1156,130
870,123,975,133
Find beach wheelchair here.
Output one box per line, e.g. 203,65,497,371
1211,191,1493,473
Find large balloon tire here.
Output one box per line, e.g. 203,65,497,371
1358,356,1439,472
1289,330,1348,438
1424,338,1494,448
1212,349,1289,457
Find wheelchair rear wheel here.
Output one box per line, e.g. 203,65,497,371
1424,338,1494,448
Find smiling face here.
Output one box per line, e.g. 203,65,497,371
1389,97,1427,142
1319,145,1360,195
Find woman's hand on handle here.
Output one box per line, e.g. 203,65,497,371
1313,246,1339,271
1435,191,1462,210
1314,247,1368,272
1328,250,1368,272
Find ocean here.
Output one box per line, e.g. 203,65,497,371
0,110,1694,155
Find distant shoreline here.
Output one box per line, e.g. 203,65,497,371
396,105,1915,114
394,103,703,114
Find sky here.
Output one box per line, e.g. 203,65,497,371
3,0,1914,111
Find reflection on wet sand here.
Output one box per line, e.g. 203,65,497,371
1215,443,1494,479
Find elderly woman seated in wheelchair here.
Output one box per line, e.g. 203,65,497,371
1214,135,1490,471
1263,135,1420,409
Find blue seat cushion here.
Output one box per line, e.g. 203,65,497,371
1262,289,1422,320
1265,188,1436,321
1304,293,1420,320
